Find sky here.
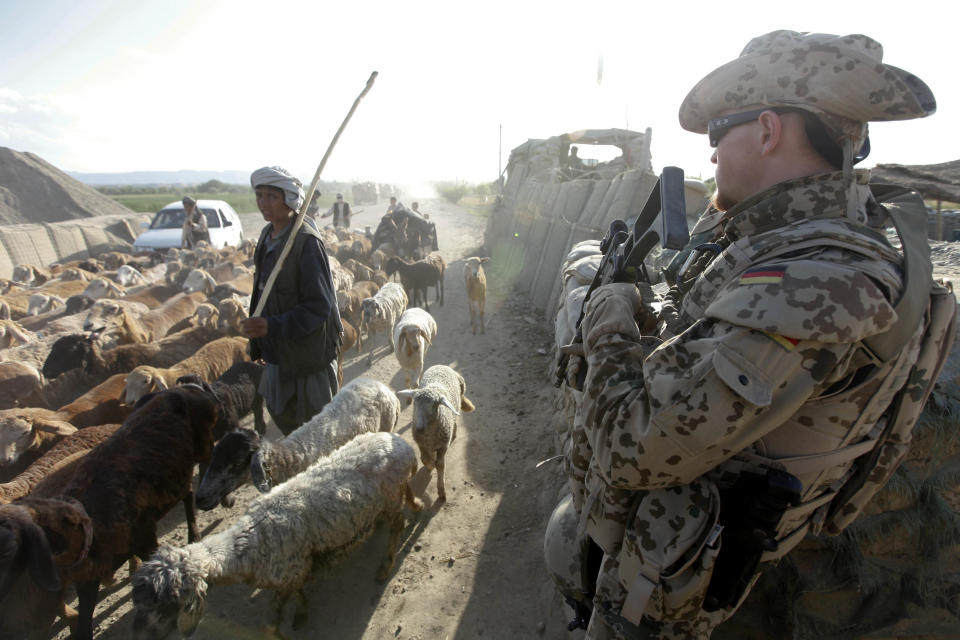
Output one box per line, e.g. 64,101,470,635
1,0,957,187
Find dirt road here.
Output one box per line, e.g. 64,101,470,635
54,198,574,639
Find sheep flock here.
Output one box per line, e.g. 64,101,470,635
0,219,491,639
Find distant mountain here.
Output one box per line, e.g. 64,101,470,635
67,169,251,186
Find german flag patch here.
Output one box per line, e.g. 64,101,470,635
764,332,800,351
740,265,785,285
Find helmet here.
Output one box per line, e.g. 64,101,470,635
544,493,591,608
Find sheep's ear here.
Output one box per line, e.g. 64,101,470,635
153,375,168,391
34,419,76,438
396,390,416,402
249,452,271,493
460,395,476,413
439,396,461,416
22,520,62,593
480,257,490,264
419,328,431,344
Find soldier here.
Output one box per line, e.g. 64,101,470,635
545,31,951,639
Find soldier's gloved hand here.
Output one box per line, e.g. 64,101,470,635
580,283,647,351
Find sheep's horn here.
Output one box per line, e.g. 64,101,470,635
439,396,461,416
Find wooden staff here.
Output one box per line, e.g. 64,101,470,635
253,70,378,317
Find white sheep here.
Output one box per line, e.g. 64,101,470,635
132,432,423,638
397,365,475,503
115,264,150,287
82,277,125,300
181,269,218,295
463,256,489,335
196,376,400,507
360,282,407,365
392,307,437,390
26,293,65,316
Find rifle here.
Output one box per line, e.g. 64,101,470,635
554,166,690,390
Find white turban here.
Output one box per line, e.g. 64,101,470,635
250,166,305,213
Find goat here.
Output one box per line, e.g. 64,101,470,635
123,336,249,405
393,307,438,390
384,255,444,310
196,376,398,509
464,256,490,334
397,365,475,503
133,432,422,638
29,384,220,640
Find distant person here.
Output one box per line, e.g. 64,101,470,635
563,146,586,179
180,196,209,249
386,196,398,215
305,191,322,220
411,201,429,219
321,193,352,229
241,166,342,434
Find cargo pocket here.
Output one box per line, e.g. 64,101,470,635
616,480,720,624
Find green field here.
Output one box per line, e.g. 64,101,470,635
108,192,340,215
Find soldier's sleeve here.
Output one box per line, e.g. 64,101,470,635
582,260,899,489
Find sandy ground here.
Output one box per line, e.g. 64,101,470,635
51,198,574,639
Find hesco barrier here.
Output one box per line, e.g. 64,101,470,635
0,213,153,278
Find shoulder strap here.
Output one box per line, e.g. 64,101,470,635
862,184,933,362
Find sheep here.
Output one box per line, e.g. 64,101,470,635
82,292,204,344
101,251,130,270
0,318,33,349
55,373,133,428
336,319,358,386
175,360,266,442
0,300,9,320
0,424,121,504
0,497,93,638
115,264,150,287
216,297,247,335
26,292,65,316
121,282,181,309
327,255,355,293
42,324,226,381
359,282,407,364
123,336,249,405
342,257,376,283
384,254,444,310
29,384,220,640
196,376,399,509
337,279,380,327
397,365,475,503
464,256,490,334
393,307,438,390
0,362,42,410
0,410,76,482
132,431,422,638
181,268,217,295
81,276,126,299
12,264,51,287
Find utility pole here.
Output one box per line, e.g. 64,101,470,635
498,123,503,195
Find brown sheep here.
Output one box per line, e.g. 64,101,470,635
0,362,42,410
464,256,489,334
0,410,76,482
216,297,248,335
123,336,249,405
12,264,52,287
337,280,381,327
28,384,220,640
0,424,121,504
55,374,133,428
342,258,376,283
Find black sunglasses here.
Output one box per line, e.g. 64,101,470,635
707,107,797,147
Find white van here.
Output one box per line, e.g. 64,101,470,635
133,199,244,251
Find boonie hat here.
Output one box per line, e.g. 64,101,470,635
679,31,936,135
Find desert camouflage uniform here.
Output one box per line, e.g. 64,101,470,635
562,171,941,639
